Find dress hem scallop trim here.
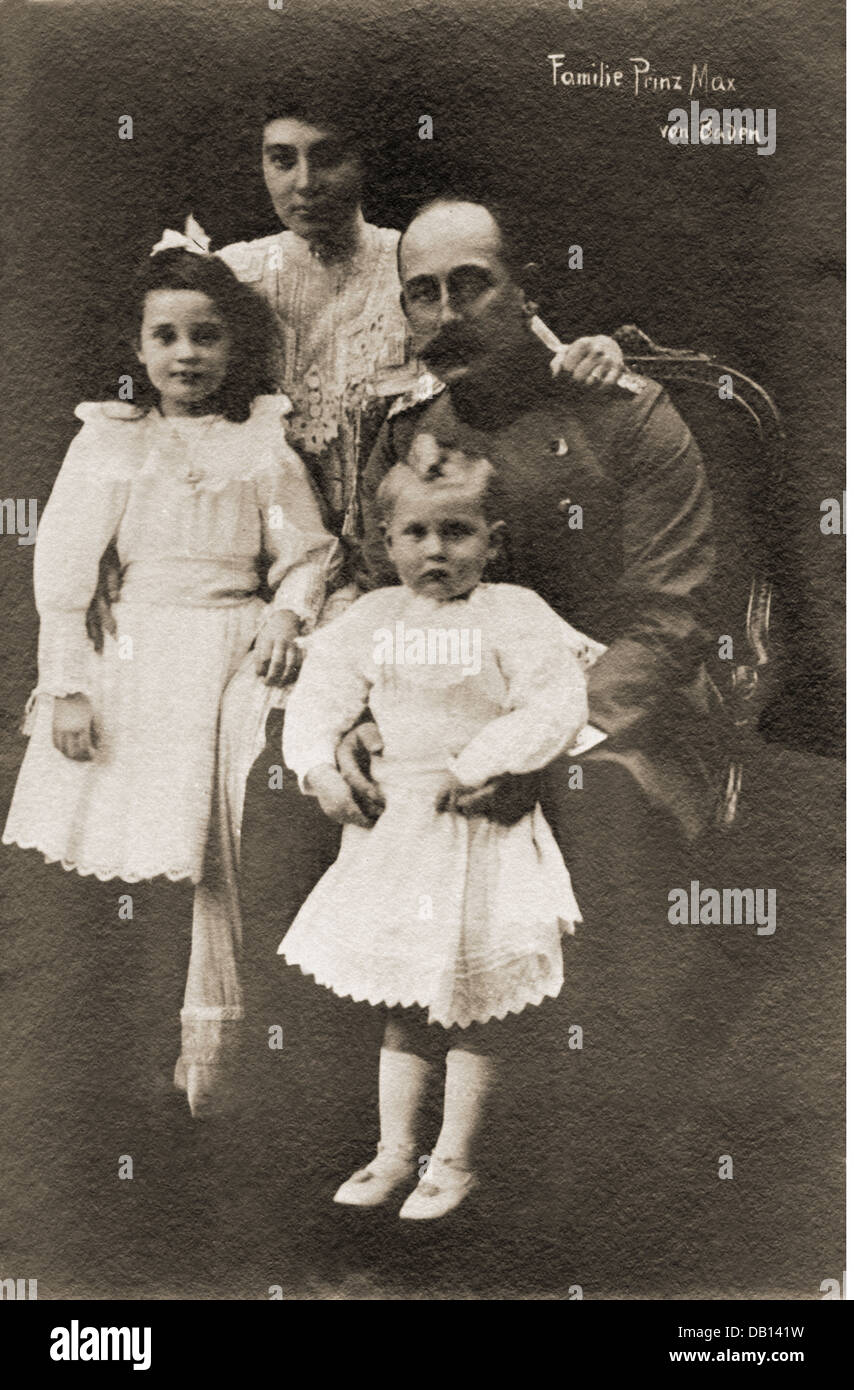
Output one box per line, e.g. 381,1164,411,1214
279,954,564,1029
1,833,200,885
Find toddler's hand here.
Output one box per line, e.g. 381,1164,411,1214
52,693,99,761
305,764,375,828
552,335,624,391
255,610,301,687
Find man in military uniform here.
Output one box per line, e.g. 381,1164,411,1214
342,198,719,925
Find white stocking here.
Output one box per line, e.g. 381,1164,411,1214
377,1046,438,1156
432,1048,499,1171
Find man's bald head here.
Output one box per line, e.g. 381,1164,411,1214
397,197,533,390
398,198,526,284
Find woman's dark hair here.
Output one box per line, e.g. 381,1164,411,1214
129,248,280,422
259,76,381,172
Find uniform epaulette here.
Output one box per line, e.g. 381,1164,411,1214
377,371,447,418
615,370,647,396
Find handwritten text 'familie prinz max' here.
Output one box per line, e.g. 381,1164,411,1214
547,57,737,97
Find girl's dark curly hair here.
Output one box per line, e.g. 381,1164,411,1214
129,247,281,421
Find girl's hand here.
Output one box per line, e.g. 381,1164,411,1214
305,764,375,828
255,610,301,687
552,335,624,391
52,693,99,761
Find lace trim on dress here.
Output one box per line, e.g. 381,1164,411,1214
136,396,302,495
74,395,292,425
74,401,147,424
71,396,297,491
20,687,98,736
0,833,199,884
139,397,295,493
282,938,567,1029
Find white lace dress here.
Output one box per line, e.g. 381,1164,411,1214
218,216,407,534
2,396,337,884
279,584,590,1028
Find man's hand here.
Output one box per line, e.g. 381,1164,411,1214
254,610,302,687
552,335,624,391
336,720,386,820
52,693,98,761
86,547,121,654
305,764,375,828
437,769,542,825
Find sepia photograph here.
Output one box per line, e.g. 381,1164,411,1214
0,0,845,1324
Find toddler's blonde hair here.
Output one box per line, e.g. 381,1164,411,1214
376,433,501,525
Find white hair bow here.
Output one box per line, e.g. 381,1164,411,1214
150,214,211,257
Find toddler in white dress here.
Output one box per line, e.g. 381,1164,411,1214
279,446,593,1218
3,235,336,1095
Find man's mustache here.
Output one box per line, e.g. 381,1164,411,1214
420,327,484,365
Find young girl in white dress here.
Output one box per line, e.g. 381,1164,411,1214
278,446,594,1219
3,233,337,1099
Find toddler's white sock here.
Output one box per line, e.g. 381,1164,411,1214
378,1046,437,1156
432,1048,499,1172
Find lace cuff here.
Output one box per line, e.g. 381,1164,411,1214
36,610,95,702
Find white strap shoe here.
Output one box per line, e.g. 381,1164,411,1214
398,1156,478,1221
333,1144,419,1208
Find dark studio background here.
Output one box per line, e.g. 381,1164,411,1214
0,0,845,1301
